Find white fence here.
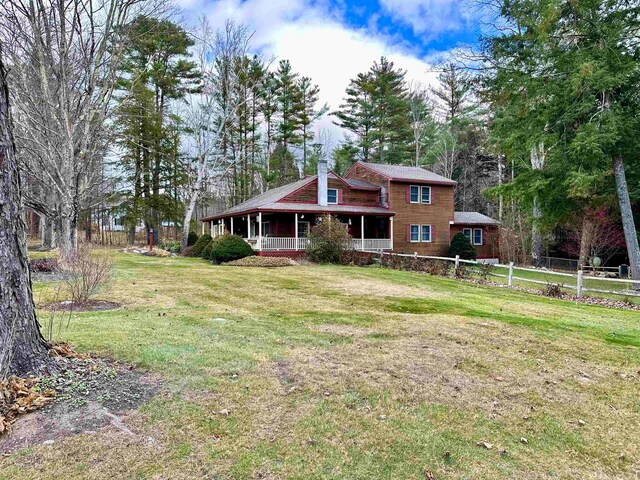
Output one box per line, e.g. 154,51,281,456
378,252,640,300
254,237,392,252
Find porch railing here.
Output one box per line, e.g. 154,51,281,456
250,237,392,252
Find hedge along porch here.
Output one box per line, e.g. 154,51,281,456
207,210,394,254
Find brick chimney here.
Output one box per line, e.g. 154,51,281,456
317,157,328,206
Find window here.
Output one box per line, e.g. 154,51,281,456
410,224,420,242
463,228,472,241
421,186,431,204
262,221,271,236
327,188,338,204
473,228,483,246
298,221,310,238
421,225,432,243
409,185,420,203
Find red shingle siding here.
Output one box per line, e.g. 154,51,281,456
279,178,380,206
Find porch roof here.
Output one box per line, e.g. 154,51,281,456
451,212,500,225
202,202,393,221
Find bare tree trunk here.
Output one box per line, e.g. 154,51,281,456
613,154,640,282
181,155,206,253
0,50,53,378
578,215,595,269
530,142,545,266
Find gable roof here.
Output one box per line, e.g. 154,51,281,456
201,175,392,221
353,161,457,185
452,212,499,225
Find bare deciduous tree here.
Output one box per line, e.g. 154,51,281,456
180,19,252,252
0,42,53,378
0,0,166,258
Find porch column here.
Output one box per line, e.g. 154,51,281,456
246,215,250,239
390,216,394,250
201,221,205,235
231,216,234,235
361,215,365,251
258,212,263,250
210,220,213,236
295,213,299,250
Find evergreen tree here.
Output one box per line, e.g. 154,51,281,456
297,77,328,172
274,60,302,152
483,0,640,278
116,16,200,242
334,57,413,164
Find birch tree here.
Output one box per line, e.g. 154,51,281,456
180,20,251,252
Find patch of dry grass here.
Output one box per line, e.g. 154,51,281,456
3,254,639,479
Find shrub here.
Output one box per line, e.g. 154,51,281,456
183,246,195,257
187,231,199,246
449,232,477,260
60,245,113,305
209,234,254,264
191,233,212,257
477,262,494,281
29,258,59,273
306,215,352,264
162,240,181,253
201,239,215,259
542,283,563,298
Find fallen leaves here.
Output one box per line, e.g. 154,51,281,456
0,376,55,434
476,441,493,450
48,341,88,359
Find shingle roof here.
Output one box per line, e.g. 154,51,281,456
453,212,499,225
344,178,380,189
357,162,457,185
201,175,392,220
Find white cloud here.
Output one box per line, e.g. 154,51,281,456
378,0,471,39
182,0,445,144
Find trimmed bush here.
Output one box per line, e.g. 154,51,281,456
162,240,181,253
191,233,212,257
208,234,254,264
201,239,215,259
449,232,477,260
187,231,199,246
306,215,351,264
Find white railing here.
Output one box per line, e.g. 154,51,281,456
378,252,640,300
251,237,392,252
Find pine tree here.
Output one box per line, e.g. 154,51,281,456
274,60,302,153
334,57,413,164
297,77,328,173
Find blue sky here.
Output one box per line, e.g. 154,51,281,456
176,0,479,140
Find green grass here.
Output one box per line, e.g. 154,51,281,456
3,253,640,479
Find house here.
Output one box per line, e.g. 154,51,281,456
201,159,499,261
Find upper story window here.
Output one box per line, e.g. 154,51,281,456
409,185,420,203
473,228,483,246
421,186,431,204
327,188,338,204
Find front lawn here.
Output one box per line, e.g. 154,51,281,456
3,254,639,479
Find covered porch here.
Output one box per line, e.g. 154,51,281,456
208,211,394,253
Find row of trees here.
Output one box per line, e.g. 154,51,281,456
479,0,640,276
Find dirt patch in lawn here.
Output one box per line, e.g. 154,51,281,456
312,324,379,337
43,300,121,312
0,357,159,454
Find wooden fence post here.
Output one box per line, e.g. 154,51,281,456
455,255,460,269
508,261,514,287
577,270,584,299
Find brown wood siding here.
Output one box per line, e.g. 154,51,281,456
279,177,380,206
344,163,389,189
450,225,499,259
389,182,455,255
